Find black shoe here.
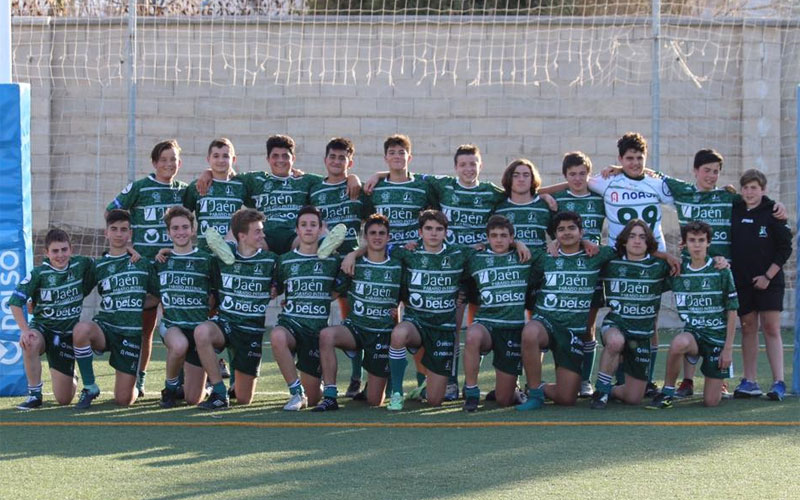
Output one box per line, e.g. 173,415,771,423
462,396,479,412
590,391,608,410
219,359,231,379
135,386,145,399
75,388,100,410
16,395,43,410
644,382,659,398
160,388,178,409
227,386,237,401
485,389,496,401
198,391,229,410
311,397,339,412
646,392,674,410
345,378,361,398
175,385,185,400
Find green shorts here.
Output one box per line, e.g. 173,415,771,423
533,315,584,375
278,317,321,378
686,333,731,380
265,225,297,255
93,320,141,376
600,322,650,381
343,320,390,378
478,323,522,376
214,318,263,377
29,321,74,377
406,318,455,377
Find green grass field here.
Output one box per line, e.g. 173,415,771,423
2,329,798,500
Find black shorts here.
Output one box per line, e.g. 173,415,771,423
737,283,784,316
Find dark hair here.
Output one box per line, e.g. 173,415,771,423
266,134,296,157
501,159,541,197
296,205,322,227
231,208,265,242
45,228,71,249
548,211,582,239
150,139,181,164
454,144,481,165
617,132,647,157
325,137,355,157
364,213,390,233
208,137,235,157
164,206,195,228
693,148,723,170
486,215,514,237
418,209,448,230
680,220,712,243
615,219,658,256
740,169,767,189
562,151,593,176
105,209,131,227
383,134,412,155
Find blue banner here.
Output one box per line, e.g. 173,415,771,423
0,84,33,396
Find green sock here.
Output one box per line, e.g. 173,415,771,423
165,377,180,391
350,351,363,381
389,348,408,395
648,346,659,382
137,370,147,389
465,385,480,399
615,364,626,385
323,385,338,399
662,385,675,397
74,345,96,387
288,379,303,396
581,340,597,381
416,371,426,387
212,382,226,397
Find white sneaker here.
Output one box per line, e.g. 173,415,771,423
283,392,308,411
579,380,594,398
444,382,459,401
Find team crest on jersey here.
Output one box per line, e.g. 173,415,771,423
587,202,595,212
172,191,181,202
291,264,300,274
313,262,323,274
420,256,429,267
254,264,263,275
555,259,564,269
262,181,272,193
451,194,460,205
152,192,161,203
108,264,116,274
381,191,390,202
682,279,690,289
47,275,57,286
318,193,327,203
618,266,627,276
567,202,575,211
168,259,174,269
759,226,768,238
364,269,372,280
441,257,450,268
234,263,242,273
487,257,495,267
576,258,586,269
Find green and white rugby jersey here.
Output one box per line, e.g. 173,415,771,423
10,256,95,334
530,246,616,330
342,256,403,333
601,255,669,338
183,178,246,252
241,171,323,232
661,176,735,259
552,190,606,245
492,197,552,249
428,176,506,246
668,258,739,346
309,179,366,254
107,174,188,259
215,242,278,335
154,249,216,331
275,250,343,333
392,244,472,330
93,254,157,336
466,249,533,330
364,174,434,245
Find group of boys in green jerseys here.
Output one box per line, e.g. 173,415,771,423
14,129,785,412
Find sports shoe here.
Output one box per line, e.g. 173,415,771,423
645,392,673,410
675,378,694,399
733,378,762,398
75,388,100,410
406,381,427,401
135,386,145,399
590,391,608,410
579,380,594,398
16,395,43,411
513,388,528,404
721,381,733,399
345,378,361,398
311,397,340,412
463,396,479,412
219,359,230,379
516,388,545,411
227,386,236,401
444,382,459,401
353,388,367,401
317,223,347,259
159,388,178,409
644,381,659,398
485,389,496,401
283,392,308,411
387,392,404,411
205,227,235,265
175,385,185,400
766,380,786,401
198,391,229,410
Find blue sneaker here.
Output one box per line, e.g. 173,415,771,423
766,380,786,401
516,388,544,411
733,378,762,398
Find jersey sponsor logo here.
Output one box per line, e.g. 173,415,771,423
479,269,521,284
608,299,655,316
220,295,267,314
675,293,712,308
286,279,323,293
681,205,723,220
41,286,80,303
377,206,416,223
759,226,768,238
161,292,205,308
480,289,525,305
545,272,588,288
222,274,265,293
200,199,240,215
408,292,455,311
101,296,143,311
354,282,395,299
610,190,657,203
610,280,651,294
144,228,161,244
161,273,196,288
40,304,82,319
410,271,453,288
283,300,327,316
353,299,392,318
